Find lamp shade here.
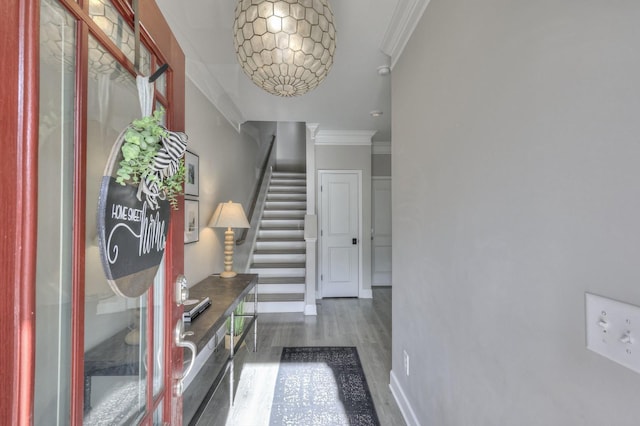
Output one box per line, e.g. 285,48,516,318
233,0,337,97
209,201,250,229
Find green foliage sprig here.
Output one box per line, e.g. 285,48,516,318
226,302,245,336
160,158,185,209
116,109,185,209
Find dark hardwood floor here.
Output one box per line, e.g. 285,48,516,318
194,287,406,426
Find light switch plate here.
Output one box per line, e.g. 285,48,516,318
585,293,640,374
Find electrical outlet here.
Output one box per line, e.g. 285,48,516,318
403,350,410,376
585,293,640,374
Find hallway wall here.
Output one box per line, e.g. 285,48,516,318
391,0,640,424
275,121,306,172
183,78,260,286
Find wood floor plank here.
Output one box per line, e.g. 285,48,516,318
194,287,405,426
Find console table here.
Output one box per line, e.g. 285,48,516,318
83,274,258,420
183,273,258,425
184,273,258,354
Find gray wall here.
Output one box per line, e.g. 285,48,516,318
372,153,391,177
316,144,372,293
276,121,306,172
184,78,260,286
392,0,640,424
251,120,277,176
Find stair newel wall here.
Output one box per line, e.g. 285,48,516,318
304,215,318,315
304,123,320,315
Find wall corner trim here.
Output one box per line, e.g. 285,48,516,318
315,130,376,146
390,370,421,426
380,0,431,70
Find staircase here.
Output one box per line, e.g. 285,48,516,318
249,171,307,313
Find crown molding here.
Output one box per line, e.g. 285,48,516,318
315,130,377,146
186,60,246,133
306,123,320,140
372,141,391,155
380,0,431,70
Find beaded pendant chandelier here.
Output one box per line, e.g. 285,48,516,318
233,0,337,97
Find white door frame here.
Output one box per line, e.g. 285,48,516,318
317,169,364,298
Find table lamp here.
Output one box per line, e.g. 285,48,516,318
209,201,250,278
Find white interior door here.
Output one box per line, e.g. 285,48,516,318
372,178,392,286
320,172,360,297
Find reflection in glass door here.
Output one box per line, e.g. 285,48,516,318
34,1,76,424
34,0,182,423
82,33,152,424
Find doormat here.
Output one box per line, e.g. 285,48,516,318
270,346,380,426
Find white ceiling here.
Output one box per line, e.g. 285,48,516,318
154,0,426,142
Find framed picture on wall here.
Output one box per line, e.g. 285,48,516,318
184,150,199,196
184,199,199,244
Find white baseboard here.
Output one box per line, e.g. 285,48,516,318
304,303,318,316
359,288,373,299
389,370,421,426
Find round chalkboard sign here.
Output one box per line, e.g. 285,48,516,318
97,127,171,298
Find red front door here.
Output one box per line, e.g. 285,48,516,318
1,0,186,424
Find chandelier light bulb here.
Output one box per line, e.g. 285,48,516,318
233,0,337,97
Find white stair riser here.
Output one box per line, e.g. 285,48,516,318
257,283,306,294
265,201,307,210
252,253,306,263
258,229,304,239
272,172,306,178
268,187,307,194
262,210,306,219
270,178,306,184
269,184,306,190
255,241,306,250
260,219,304,228
267,193,307,201
250,268,305,277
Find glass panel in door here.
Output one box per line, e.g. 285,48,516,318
153,259,165,398
83,34,151,425
34,0,76,424
88,0,151,76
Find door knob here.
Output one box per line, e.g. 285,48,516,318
352,238,358,245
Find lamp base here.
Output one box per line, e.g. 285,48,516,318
221,227,238,279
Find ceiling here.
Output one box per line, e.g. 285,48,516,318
154,0,420,143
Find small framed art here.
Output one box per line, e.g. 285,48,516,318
184,150,199,196
184,199,199,244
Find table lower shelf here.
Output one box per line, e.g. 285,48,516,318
183,316,257,426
